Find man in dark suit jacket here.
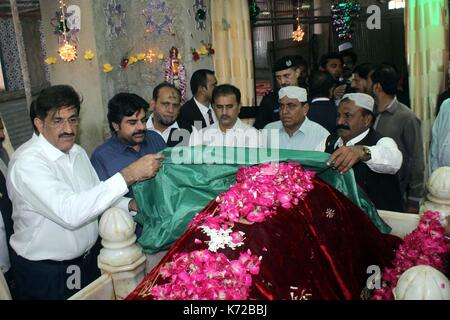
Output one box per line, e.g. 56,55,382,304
307,71,337,133
178,69,218,133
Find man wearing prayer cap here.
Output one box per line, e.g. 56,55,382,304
254,55,308,129
264,86,329,151
316,93,404,211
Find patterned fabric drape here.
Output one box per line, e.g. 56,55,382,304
406,0,449,129
211,0,255,106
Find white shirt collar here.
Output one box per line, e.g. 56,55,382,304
147,114,179,134
194,97,212,114
280,117,311,137
211,118,247,133
311,98,331,103
385,97,397,111
336,128,370,148
37,134,78,162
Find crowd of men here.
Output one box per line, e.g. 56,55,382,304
0,50,448,300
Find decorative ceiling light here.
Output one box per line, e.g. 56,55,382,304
292,1,305,42
58,0,77,62
388,0,405,10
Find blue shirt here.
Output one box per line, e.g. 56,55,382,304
264,117,329,151
430,98,450,173
91,131,166,196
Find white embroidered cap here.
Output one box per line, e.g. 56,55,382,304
342,93,375,112
278,86,308,103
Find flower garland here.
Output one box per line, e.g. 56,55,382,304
191,41,215,62
371,211,449,300
150,162,316,300
164,47,187,104
151,249,261,300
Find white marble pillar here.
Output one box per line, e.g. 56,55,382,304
97,207,146,300
420,167,450,233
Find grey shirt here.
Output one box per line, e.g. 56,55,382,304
373,98,425,205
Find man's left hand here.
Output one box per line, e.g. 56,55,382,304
327,146,365,174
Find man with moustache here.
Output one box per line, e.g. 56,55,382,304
264,86,329,151
254,55,308,129
317,93,404,211
190,84,260,148
147,82,189,147
91,92,166,197
7,85,164,299
351,63,375,94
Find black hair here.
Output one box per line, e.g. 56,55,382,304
319,52,343,69
353,63,375,80
190,69,215,96
152,82,181,102
29,100,38,133
212,84,241,105
308,71,335,99
107,93,149,132
35,85,82,120
341,50,357,65
370,64,400,95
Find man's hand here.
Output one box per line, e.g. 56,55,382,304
333,84,347,100
128,199,139,212
120,153,165,186
327,145,365,174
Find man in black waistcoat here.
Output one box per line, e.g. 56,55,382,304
319,93,404,212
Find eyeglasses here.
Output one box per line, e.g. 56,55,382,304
45,117,80,128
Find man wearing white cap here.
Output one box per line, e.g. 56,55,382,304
317,93,404,211
264,86,329,151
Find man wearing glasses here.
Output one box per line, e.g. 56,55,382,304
7,85,164,299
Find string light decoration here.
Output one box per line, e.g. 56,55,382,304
145,49,157,63
331,0,361,42
58,0,77,62
292,1,305,42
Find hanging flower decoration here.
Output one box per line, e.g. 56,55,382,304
371,211,449,300
83,50,95,61
331,0,361,42
44,57,57,65
191,41,215,62
192,0,207,31
137,53,146,61
103,63,113,73
143,0,174,35
104,0,126,38
164,47,187,103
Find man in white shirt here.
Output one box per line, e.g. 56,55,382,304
318,93,404,211
147,82,189,147
264,86,329,151
189,84,261,148
7,85,164,300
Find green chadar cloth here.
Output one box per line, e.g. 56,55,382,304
133,147,391,254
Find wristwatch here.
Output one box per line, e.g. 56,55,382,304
361,146,372,162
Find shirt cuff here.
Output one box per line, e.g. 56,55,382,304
105,172,129,197
114,197,137,216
